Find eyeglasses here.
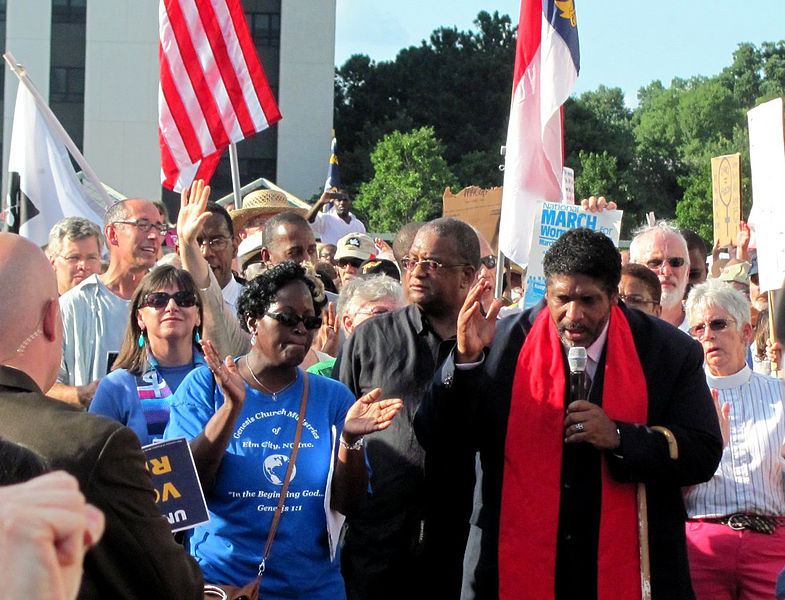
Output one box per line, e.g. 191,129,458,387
646,256,686,270
401,256,470,273
112,219,168,236
141,291,198,309
197,236,231,251
619,294,659,308
689,317,735,339
480,255,497,269
265,311,323,330
355,306,392,317
337,257,363,269
59,254,101,265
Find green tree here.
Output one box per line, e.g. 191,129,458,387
335,11,515,193
354,127,457,232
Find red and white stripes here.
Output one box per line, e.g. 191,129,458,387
159,0,281,191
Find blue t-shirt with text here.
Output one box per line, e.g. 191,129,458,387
164,365,355,599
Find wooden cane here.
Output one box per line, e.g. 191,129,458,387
769,290,780,378
638,427,679,599
637,483,652,600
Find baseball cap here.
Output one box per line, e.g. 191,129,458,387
334,233,376,262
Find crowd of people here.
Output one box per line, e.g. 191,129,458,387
1,183,785,600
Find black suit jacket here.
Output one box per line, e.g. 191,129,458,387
0,366,204,600
415,301,723,599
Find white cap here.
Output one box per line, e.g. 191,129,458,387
237,232,264,271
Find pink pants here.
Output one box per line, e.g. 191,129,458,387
686,520,785,600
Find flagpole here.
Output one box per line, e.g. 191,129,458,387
228,142,242,210
495,248,505,299
3,51,113,212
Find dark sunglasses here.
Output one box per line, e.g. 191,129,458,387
646,257,686,270
689,318,734,339
480,255,497,269
265,311,323,330
338,257,363,269
142,291,198,309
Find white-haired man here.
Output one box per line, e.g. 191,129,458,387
684,278,785,599
630,222,691,330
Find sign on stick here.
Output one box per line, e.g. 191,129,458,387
747,98,785,293
522,202,623,310
443,186,502,251
711,153,742,247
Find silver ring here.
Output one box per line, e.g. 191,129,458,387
574,423,585,433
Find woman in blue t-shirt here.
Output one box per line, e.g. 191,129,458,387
90,265,204,444
165,261,402,599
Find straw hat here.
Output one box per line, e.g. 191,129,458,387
230,189,306,232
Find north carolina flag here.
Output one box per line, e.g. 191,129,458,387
498,0,579,266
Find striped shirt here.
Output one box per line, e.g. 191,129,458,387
683,365,785,517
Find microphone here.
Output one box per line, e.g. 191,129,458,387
567,346,587,404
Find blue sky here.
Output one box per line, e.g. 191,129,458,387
335,1,785,106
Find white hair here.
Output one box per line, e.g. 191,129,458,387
629,221,689,265
686,278,751,328
337,275,405,320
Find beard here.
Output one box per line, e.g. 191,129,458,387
660,281,687,309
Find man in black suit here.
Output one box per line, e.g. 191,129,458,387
415,228,723,600
0,232,203,600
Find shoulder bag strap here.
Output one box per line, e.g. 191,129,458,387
258,371,309,575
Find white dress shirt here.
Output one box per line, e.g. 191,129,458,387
683,365,785,517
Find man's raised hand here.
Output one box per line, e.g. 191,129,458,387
455,280,503,364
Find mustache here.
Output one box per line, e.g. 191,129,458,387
559,321,587,333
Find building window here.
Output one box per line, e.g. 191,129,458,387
248,12,280,47
52,0,86,24
50,66,84,103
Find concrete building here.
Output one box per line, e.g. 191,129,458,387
1,0,335,208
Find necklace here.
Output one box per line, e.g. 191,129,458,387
244,355,297,401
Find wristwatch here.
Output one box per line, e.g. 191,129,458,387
340,435,365,451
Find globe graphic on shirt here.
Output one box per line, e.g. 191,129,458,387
262,454,296,486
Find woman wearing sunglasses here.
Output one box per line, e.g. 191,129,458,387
164,261,402,598
89,265,204,445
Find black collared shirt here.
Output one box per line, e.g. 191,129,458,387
334,304,467,595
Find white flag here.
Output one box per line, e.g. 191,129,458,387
5,83,104,246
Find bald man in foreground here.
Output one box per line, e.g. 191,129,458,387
0,233,203,600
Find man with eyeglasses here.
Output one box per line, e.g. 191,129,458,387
630,222,692,331
49,199,165,407
198,202,242,311
334,217,479,600
416,228,721,600
46,216,104,296
684,278,785,600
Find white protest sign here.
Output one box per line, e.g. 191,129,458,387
522,202,623,310
561,167,575,204
747,98,785,293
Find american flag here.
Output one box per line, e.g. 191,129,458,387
497,0,580,267
158,0,282,192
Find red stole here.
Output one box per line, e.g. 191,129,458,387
499,304,648,600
